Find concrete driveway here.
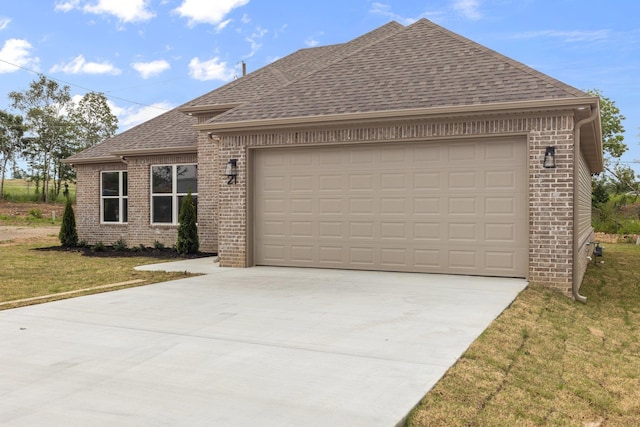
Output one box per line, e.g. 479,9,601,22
0,265,526,426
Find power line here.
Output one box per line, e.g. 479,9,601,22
0,57,171,112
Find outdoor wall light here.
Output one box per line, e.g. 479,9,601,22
226,159,238,184
543,146,556,169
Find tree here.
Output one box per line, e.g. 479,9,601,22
587,89,627,158
176,192,199,255
587,89,640,199
59,197,78,247
0,110,28,199
70,91,118,150
9,75,73,203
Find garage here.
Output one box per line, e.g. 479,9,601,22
252,137,528,277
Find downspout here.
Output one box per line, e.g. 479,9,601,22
572,107,598,303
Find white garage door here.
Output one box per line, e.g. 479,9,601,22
252,138,527,277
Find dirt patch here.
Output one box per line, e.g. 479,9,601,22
594,232,640,244
0,201,65,220
0,226,59,244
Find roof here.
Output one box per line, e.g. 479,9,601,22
207,19,588,126
68,19,598,165
67,21,404,163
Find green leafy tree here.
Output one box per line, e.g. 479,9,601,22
587,89,639,199
176,191,199,255
59,198,78,247
587,89,627,158
70,91,118,150
9,75,73,203
0,110,28,199
591,176,609,206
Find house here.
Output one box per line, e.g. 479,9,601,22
65,19,603,299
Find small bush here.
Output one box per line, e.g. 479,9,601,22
28,208,42,219
113,238,128,251
176,192,199,255
78,239,88,247
91,241,106,252
153,240,165,250
58,199,78,247
138,243,147,252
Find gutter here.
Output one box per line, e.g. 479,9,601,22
573,107,599,303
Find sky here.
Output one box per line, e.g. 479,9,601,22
1,0,639,174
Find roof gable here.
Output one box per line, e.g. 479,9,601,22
209,19,588,125
67,22,405,162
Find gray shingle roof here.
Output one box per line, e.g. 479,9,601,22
68,22,404,162
210,19,587,125
68,19,588,162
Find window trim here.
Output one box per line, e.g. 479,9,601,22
100,170,128,224
150,163,198,225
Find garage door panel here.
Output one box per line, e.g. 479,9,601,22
448,171,478,190
448,197,477,215
414,172,441,190
414,222,441,240
253,139,527,278
414,198,441,215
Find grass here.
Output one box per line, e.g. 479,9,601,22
2,179,76,203
407,243,640,426
0,236,193,310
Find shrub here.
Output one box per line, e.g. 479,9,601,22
153,240,165,250
28,208,42,219
175,191,199,255
58,199,78,247
113,238,128,251
91,241,106,252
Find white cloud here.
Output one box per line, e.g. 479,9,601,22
0,39,39,74
245,26,267,58
188,57,235,81
511,29,611,43
110,101,174,130
50,54,121,75
132,59,170,78
174,0,249,26
241,13,250,24
216,19,232,33
55,0,155,23
305,38,319,47
452,0,482,20
0,17,11,30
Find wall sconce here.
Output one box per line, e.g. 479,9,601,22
543,146,556,169
226,159,238,184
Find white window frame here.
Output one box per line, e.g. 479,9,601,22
100,171,128,224
150,164,198,225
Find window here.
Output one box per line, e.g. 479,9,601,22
151,164,197,224
101,171,128,223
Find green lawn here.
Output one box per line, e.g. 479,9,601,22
0,236,193,309
2,179,76,202
407,243,640,426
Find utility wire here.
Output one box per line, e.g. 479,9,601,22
0,57,171,112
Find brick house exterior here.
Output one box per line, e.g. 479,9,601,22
66,19,603,299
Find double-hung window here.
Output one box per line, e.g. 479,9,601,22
101,171,128,223
151,164,197,224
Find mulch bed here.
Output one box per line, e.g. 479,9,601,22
34,245,215,260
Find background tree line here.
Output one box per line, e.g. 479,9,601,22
0,75,117,202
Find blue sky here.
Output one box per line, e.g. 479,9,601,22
1,0,639,173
